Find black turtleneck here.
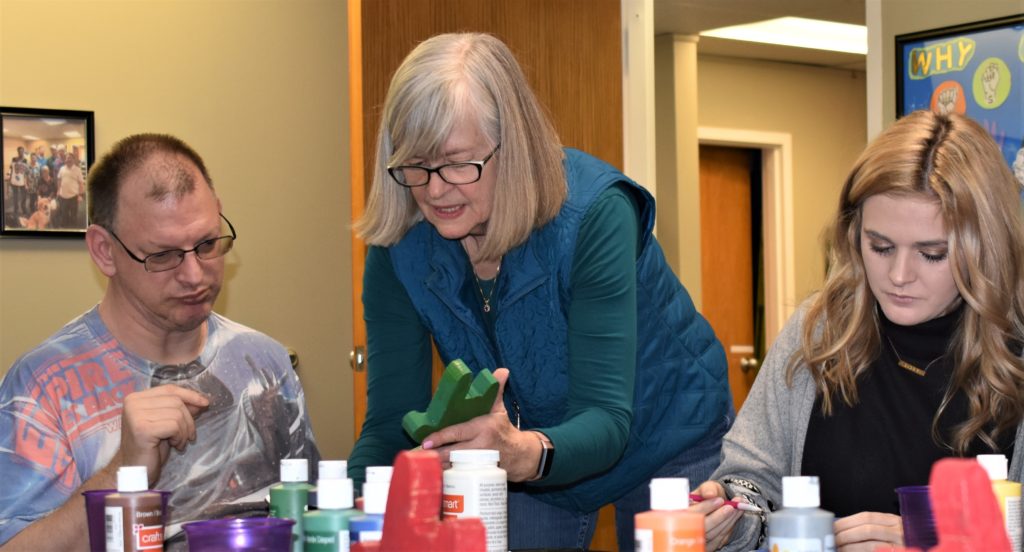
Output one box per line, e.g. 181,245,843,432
801,304,1014,517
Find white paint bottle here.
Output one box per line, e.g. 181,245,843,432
442,449,507,552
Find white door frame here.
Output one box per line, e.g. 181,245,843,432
697,127,796,344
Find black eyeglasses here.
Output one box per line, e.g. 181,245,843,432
107,213,237,273
387,144,500,188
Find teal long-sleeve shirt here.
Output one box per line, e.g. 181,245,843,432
350,185,639,489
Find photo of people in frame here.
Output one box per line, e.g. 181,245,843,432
2,108,95,236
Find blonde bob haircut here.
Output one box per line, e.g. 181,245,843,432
791,110,1024,453
355,33,566,261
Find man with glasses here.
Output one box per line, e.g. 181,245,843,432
0,133,319,550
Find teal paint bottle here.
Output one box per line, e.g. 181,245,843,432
303,477,363,551
270,458,314,552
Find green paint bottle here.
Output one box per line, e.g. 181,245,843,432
303,477,363,551
270,458,314,552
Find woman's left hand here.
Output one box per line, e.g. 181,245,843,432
421,368,541,481
833,512,903,551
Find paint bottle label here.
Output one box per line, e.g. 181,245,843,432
104,500,164,551
105,506,124,552
996,489,1022,550
303,528,351,551
635,528,654,551
769,535,835,552
443,449,507,552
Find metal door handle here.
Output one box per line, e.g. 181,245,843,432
740,357,759,373
350,346,367,372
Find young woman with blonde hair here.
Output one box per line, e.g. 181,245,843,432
695,110,1024,551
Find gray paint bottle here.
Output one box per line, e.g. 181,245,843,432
768,476,836,552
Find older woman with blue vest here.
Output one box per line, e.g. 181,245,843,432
349,32,733,550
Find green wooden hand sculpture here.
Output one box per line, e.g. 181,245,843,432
402,359,499,443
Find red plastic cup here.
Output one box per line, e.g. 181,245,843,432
83,489,171,552
897,485,938,549
182,517,296,551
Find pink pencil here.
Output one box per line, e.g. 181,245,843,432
689,493,762,512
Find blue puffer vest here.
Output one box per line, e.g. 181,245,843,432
389,148,731,512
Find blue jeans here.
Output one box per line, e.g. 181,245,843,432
507,412,733,550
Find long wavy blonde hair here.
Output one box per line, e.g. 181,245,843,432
790,110,1024,453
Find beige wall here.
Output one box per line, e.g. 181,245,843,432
877,0,1022,128
695,55,867,306
0,0,354,459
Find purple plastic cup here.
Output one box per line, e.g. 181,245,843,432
897,485,938,549
83,489,171,552
182,517,296,551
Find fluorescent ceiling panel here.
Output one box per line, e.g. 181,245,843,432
700,16,867,55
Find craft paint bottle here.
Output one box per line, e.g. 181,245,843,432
977,454,1022,550
443,449,507,552
104,466,164,552
309,460,349,509
634,478,704,552
768,476,835,552
270,458,314,552
319,460,349,480
303,477,363,552
349,466,392,546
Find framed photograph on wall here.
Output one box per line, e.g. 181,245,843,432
896,14,1024,186
1,106,95,237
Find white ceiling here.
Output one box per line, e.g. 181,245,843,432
2,114,88,142
655,0,867,70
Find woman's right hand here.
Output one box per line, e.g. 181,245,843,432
691,480,745,551
421,368,544,481
833,511,903,551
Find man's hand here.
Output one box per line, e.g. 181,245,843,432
0,386,205,552
119,384,209,485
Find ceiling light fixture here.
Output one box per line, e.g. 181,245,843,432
700,16,867,55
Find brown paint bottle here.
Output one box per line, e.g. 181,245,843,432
104,466,164,551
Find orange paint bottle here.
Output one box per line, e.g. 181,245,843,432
634,478,705,552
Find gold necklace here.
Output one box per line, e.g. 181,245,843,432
886,336,943,376
473,260,501,313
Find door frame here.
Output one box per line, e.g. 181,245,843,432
697,127,795,345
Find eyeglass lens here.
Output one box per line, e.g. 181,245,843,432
145,236,234,272
394,163,481,187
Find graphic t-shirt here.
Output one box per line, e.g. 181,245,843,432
0,307,319,545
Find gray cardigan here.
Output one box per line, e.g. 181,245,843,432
711,304,1024,551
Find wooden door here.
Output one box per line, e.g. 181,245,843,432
699,145,761,410
348,1,623,549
